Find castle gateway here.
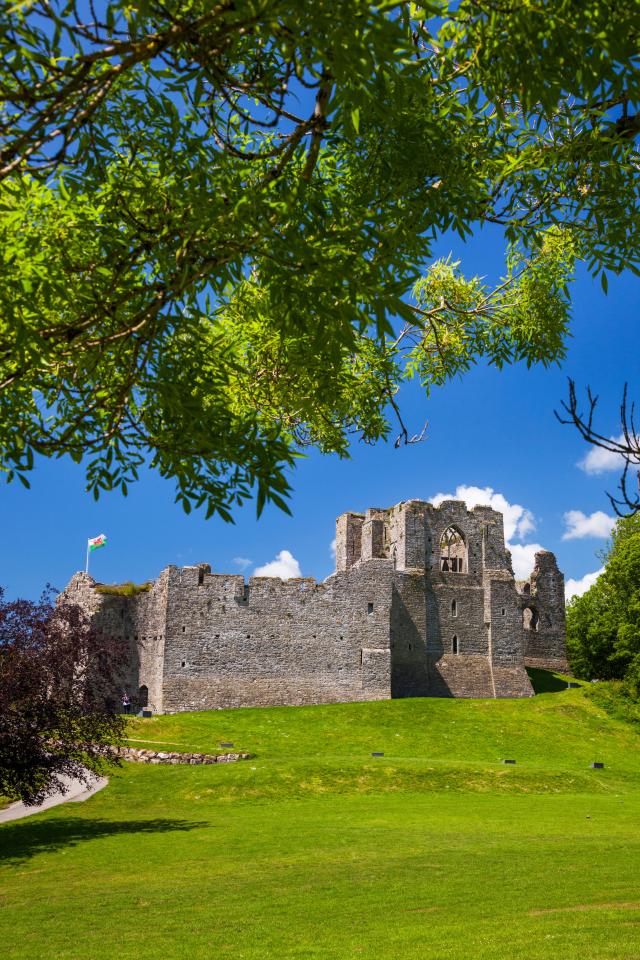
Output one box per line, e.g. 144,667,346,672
64,499,568,713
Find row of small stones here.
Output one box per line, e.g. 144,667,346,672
119,747,252,765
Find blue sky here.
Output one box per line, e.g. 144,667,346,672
1,225,638,602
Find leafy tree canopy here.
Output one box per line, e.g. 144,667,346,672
0,586,125,805
567,513,640,688
1,1,639,518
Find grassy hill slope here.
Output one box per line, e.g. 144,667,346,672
1,680,640,960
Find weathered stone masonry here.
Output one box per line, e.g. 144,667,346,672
63,498,568,712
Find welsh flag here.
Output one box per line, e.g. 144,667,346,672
88,534,108,552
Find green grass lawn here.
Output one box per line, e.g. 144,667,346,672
2,679,640,959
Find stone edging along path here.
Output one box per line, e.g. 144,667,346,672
118,747,252,765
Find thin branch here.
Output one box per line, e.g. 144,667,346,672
556,378,640,516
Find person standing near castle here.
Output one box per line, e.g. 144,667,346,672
121,693,131,715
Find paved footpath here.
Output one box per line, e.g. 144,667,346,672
0,772,108,824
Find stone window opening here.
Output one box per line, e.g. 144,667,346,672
198,568,205,586
451,599,458,618
523,607,539,633
440,527,466,573
182,626,186,633
181,660,186,668
452,635,459,655
501,607,506,617
367,602,374,614
138,685,149,708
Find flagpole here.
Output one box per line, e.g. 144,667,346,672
85,541,89,575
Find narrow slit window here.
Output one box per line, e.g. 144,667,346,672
452,635,459,655
367,602,374,614
451,599,457,618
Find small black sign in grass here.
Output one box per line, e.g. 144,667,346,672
591,762,605,769
501,759,516,764
220,742,234,748
372,752,384,757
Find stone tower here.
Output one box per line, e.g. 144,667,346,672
335,499,567,698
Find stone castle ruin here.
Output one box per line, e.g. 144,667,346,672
63,498,568,714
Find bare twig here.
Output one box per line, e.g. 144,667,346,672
556,378,640,515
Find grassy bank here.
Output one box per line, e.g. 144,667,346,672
1,681,639,959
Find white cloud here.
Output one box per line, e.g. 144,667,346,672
429,484,535,542
578,436,627,475
562,510,615,541
565,567,604,601
507,542,545,580
232,556,252,571
330,537,336,559
254,549,301,579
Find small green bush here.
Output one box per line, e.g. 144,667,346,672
94,581,152,597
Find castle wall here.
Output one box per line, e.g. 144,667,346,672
160,560,394,712
61,496,567,711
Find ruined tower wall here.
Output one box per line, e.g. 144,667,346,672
127,575,169,714
523,551,569,672
60,572,167,712
390,572,429,697
485,577,534,697
421,502,500,697
335,512,364,571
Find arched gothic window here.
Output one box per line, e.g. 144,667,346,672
523,607,539,633
440,527,466,573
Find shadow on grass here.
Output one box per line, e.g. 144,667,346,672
527,668,574,694
0,817,208,865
